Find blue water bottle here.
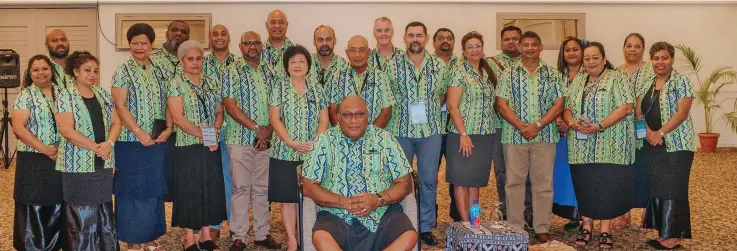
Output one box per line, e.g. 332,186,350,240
470,200,481,228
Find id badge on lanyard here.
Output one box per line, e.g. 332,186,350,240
201,123,218,146
634,119,646,139
410,102,428,124
576,116,592,140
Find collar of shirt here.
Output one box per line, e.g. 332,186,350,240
205,52,235,66
265,37,292,51
512,57,547,74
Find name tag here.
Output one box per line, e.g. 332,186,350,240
202,124,218,146
576,130,588,140
635,119,646,139
410,102,428,124
441,103,447,113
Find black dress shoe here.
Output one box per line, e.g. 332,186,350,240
646,239,683,250
563,220,581,231
524,215,534,230
420,232,439,246
229,239,247,251
254,234,282,249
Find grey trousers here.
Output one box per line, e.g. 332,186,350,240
227,144,271,242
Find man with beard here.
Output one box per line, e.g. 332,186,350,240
431,27,462,223
369,17,404,71
202,24,236,240
151,20,190,80
45,29,70,85
222,31,281,251
495,31,564,243
261,9,293,80
327,35,392,128
486,25,534,228
310,25,348,90
385,21,448,246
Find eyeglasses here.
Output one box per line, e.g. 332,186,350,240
465,44,483,51
339,111,367,120
347,47,368,54
241,41,262,46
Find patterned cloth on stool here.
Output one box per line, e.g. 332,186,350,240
445,221,528,251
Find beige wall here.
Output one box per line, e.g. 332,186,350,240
97,2,737,147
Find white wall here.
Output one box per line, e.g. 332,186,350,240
97,2,737,147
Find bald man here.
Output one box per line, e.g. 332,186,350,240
302,95,418,251
45,29,70,85
261,9,293,79
310,25,348,89
368,17,404,70
202,23,236,240
221,31,281,250
151,20,190,81
326,35,393,129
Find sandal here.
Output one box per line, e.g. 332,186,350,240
183,243,199,251
575,228,592,246
599,232,614,249
198,240,220,251
146,243,164,251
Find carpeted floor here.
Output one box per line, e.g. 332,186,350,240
1,149,735,250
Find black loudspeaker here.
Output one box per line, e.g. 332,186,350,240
0,49,20,88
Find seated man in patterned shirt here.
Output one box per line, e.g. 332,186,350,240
302,95,418,251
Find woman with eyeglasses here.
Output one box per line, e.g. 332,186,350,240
11,55,63,251
269,44,329,251
55,51,122,250
562,42,635,249
445,32,497,221
637,41,695,250
110,23,171,251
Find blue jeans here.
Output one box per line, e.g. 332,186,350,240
212,136,232,230
396,135,442,233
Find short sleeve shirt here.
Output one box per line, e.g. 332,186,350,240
55,85,116,173
13,84,59,153
269,78,328,161
260,38,293,81
486,53,519,129
150,45,181,82
496,59,564,144
565,70,635,165
111,57,168,142
222,57,274,146
368,46,404,71
309,53,349,89
639,71,696,152
327,67,393,124
167,74,222,147
385,51,449,138
447,61,496,135
302,125,413,232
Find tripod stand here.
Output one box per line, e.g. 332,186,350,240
1,88,13,169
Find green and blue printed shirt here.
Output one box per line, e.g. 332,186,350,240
167,74,222,147
638,71,696,152
261,38,293,80
55,85,115,173
13,84,60,153
222,57,275,146
269,78,328,161
496,59,565,144
111,57,168,142
565,70,635,165
487,53,519,129
385,51,449,138
302,125,413,232
150,45,181,81
368,46,403,71
309,53,349,90
447,61,496,135
327,67,393,124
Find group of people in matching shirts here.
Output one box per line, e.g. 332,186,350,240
12,8,695,251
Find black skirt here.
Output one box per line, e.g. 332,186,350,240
14,151,62,205
64,202,119,251
570,163,633,220
268,158,302,203
445,133,494,187
14,203,64,251
164,132,177,202
171,144,227,229
642,144,694,239
62,168,114,205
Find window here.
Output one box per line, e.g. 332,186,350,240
115,13,212,50
496,13,586,50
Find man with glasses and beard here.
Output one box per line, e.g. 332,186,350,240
151,20,190,80
202,24,236,241
262,9,293,80
45,29,70,85
222,31,281,251
369,17,404,71
431,27,462,223
385,21,448,247
310,25,348,91
327,35,392,128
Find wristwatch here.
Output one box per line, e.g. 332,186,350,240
658,130,665,137
597,123,604,130
107,140,115,148
377,193,387,207
253,125,260,131
535,122,542,128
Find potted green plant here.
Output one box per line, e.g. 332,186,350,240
676,44,737,152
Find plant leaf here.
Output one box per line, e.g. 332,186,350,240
724,111,737,134
675,44,702,74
